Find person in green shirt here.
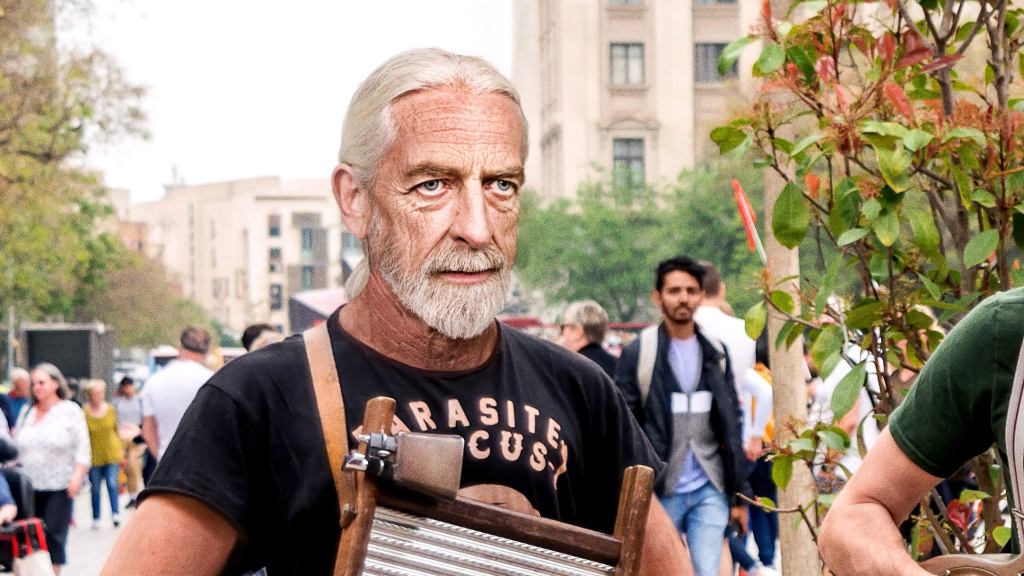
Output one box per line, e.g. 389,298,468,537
819,288,1024,575
83,379,124,529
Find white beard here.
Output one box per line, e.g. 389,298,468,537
368,210,510,340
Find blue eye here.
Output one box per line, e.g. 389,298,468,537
492,180,517,196
417,180,445,195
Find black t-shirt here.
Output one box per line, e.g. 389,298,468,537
142,312,661,575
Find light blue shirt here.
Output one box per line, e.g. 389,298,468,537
668,336,711,494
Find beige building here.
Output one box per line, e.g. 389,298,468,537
130,176,361,334
514,0,758,199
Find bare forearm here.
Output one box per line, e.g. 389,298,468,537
640,502,693,575
141,417,159,459
103,494,236,575
820,501,930,576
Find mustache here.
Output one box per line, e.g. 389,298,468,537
425,244,506,274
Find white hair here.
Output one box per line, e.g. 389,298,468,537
338,47,528,192
9,368,28,383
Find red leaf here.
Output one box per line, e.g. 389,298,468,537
882,0,897,10
786,62,800,83
897,48,931,69
884,82,915,122
805,173,821,199
879,33,896,62
816,55,836,83
904,27,925,53
835,83,850,114
761,0,772,25
919,53,964,73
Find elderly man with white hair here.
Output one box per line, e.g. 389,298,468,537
103,48,692,575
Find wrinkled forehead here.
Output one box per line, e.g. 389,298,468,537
391,88,525,149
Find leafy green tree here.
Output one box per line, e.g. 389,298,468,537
516,163,764,320
712,0,1024,559
0,0,145,323
74,252,215,349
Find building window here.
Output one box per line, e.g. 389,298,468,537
268,248,282,273
610,43,644,85
613,138,645,188
269,284,283,310
300,227,314,260
268,214,281,237
301,265,315,290
695,43,738,83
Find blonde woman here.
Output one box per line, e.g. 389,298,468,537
83,379,123,528
15,363,90,574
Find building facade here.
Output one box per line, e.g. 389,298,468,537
129,176,361,334
514,0,759,199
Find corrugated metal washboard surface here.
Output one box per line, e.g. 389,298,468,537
363,506,615,576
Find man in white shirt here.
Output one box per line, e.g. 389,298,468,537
141,327,214,461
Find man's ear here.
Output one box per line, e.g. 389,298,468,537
650,288,661,309
332,163,369,239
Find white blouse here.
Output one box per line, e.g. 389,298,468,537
15,400,91,491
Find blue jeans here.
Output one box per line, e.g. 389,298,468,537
88,463,120,520
749,457,778,566
660,481,730,576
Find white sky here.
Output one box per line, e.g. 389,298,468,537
85,0,514,202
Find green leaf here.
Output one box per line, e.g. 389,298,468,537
817,429,850,451
719,35,756,76
990,464,1002,488
875,146,912,193
789,437,815,454
958,489,991,504
907,88,942,100
951,166,973,207
861,121,910,139
775,320,800,350
918,272,941,299
829,180,861,237
837,228,869,246
972,188,996,208
994,526,1012,548
812,324,844,378
862,198,882,222
873,211,901,247
845,300,885,330
772,183,810,249
757,496,777,509
903,129,934,152
769,290,795,315
786,45,815,82
772,454,794,489
1013,213,1024,251
754,42,786,76
831,361,866,418
986,64,995,86
710,126,748,154
908,208,941,256
943,127,987,147
963,229,999,268
745,301,767,340
790,134,823,157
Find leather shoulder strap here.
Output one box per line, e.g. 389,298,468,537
303,322,356,573
637,325,659,408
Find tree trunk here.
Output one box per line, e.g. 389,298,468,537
764,169,820,576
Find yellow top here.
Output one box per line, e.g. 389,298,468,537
85,404,122,466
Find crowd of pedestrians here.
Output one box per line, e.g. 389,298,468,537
0,324,229,573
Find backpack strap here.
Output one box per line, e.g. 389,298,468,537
637,325,659,408
1004,335,1024,538
303,322,357,574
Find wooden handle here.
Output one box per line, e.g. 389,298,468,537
613,465,655,576
339,396,397,576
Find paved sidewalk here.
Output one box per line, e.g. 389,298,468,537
61,490,134,576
